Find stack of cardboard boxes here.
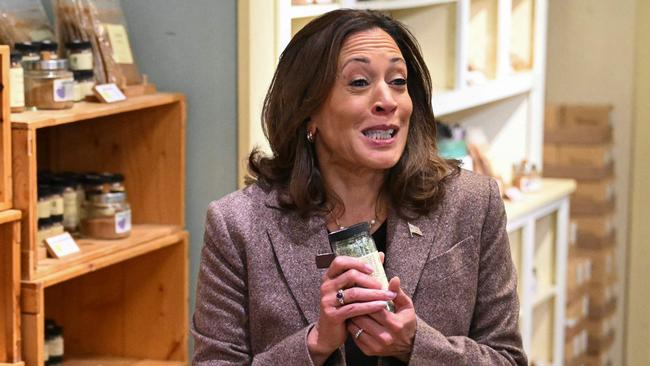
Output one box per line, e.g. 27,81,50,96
544,104,617,366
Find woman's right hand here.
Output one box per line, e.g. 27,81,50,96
307,254,396,365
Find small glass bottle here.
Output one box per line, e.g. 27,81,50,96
15,42,40,62
66,40,93,71
73,70,95,101
328,222,394,312
39,40,59,61
10,51,25,113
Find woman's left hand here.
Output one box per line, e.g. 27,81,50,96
347,276,416,362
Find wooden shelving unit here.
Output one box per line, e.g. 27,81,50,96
505,178,576,365
10,94,188,365
0,45,12,210
1,210,22,365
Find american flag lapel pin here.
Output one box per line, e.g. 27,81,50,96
408,222,423,237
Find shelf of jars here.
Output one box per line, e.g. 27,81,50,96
10,93,188,365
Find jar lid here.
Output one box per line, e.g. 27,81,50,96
37,185,52,198
23,59,69,71
88,192,127,204
39,40,58,52
80,173,103,186
328,222,370,243
66,40,92,51
99,172,125,183
10,51,22,63
15,42,39,53
73,69,94,80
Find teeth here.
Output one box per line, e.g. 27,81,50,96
364,129,395,140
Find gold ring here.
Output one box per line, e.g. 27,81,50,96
354,328,364,339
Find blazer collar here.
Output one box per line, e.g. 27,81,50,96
264,189,441,323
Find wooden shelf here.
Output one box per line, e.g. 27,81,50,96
27,225,185,288
1,210,21,363
62,357,185,366
11,93,184,130
0,210,20,225
355,0,457,11
433,73,534,116
291,3,340,18
1,46,12,210
505,178,576,224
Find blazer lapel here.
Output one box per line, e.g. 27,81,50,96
264,202,329,325
384,207,442,299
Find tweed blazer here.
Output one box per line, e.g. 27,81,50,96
192,170,527,365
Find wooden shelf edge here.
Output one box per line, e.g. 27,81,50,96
0,362,25,366
0,209,21,225
11,93,185,130
24,227,188,288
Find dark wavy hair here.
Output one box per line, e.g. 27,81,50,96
246,9,459,219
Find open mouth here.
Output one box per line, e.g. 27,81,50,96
362,127,398,140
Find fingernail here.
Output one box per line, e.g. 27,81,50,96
364,264,374,273
386,291,397,299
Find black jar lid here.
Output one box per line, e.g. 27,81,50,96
10,51,22,63
328,222,370,243
80,173,103,186
66,40,92,51
99,172,124,183
39,40,58,52
15,42,39,54
73,69,94,81
37,185,51,198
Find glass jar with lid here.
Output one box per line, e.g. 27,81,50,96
81,192,131,239
15,42,40,62
66,40,93,71
23,59,74,110
39,40,59,61
328,222,394,312
10,51,25,113
73,70,95,101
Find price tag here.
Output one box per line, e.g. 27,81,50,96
93,83,127,103
45,232,80,258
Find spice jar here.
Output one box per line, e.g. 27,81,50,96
81,192,132,239
10,51,25,113
24,59,74,110
15,42,40,61
66,40,93,71
39,40,59,61
51,177,80,232
49,186,64,223
37,186,53,226
73,70,95,102
45,319,64,365
328,222,394,312
99,172,126,192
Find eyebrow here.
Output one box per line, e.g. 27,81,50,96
341,56,406,70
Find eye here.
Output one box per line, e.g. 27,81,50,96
391,78,407,86
350,78,369,87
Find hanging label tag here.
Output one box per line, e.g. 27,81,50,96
45,232,80,258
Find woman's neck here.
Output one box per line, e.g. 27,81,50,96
321,165,386,230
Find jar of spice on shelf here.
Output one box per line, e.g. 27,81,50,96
81,191,132,240
39,40,59,61
23,59,74,110
73,70,95,102
66,40,93,71
10,51,25,113
15,42,40,62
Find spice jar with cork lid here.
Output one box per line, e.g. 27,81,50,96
24,59,74,110
10,51,25,113
66,40,93,71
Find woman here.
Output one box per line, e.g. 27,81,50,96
192,9,526,366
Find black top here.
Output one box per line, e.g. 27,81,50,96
344,220,389,366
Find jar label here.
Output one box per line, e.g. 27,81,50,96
70,52,94,70
115,209,132,234
49,337,64,356
51,197,64,215
53,78,75,102
9,67,25,108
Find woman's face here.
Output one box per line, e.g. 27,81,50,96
310,28,413,173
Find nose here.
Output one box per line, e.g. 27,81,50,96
372,81,398,115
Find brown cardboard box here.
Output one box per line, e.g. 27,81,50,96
567,256,592,302
579,247,617,285
588,282,618,318
576,230,615,251
565,326,589,365
564,105,613,129
544,143,613,169
545,127,613,145
586,340,615,365
567,294,590,322
575,177,616,203
574,213,616,239
544,162,614,181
